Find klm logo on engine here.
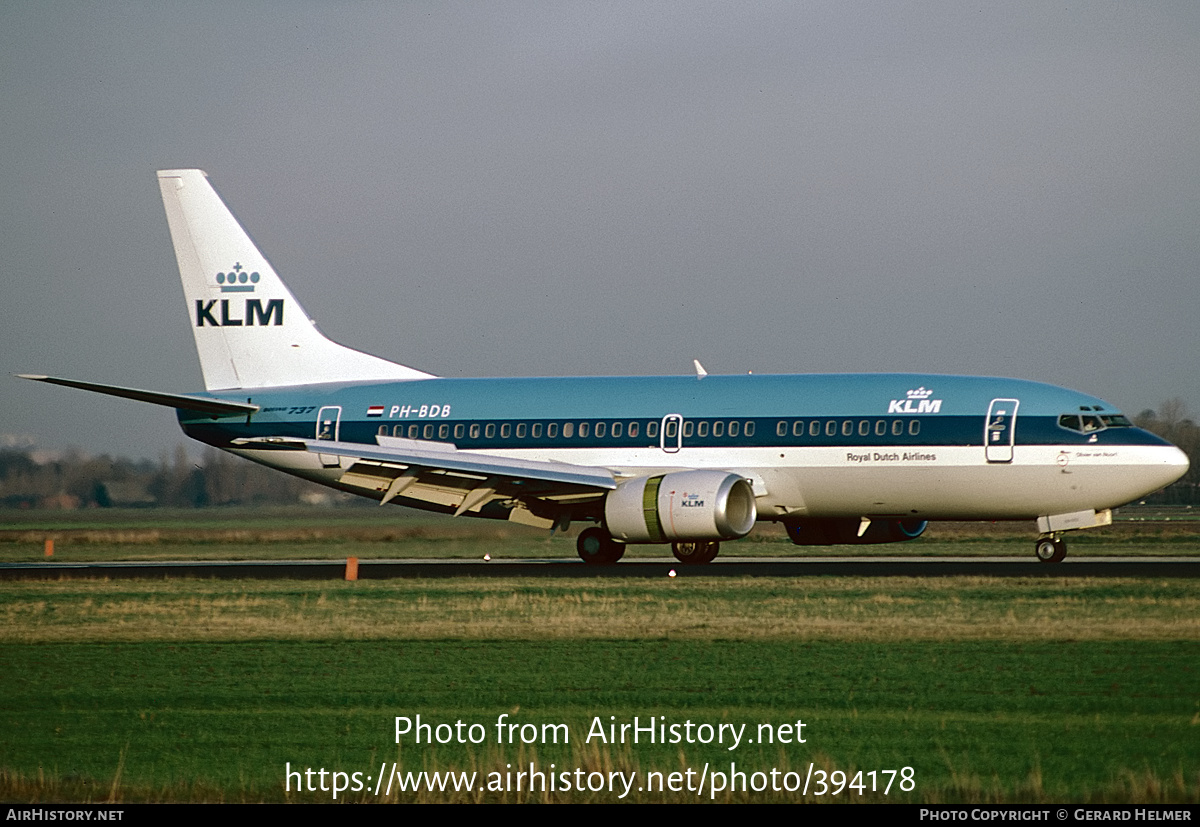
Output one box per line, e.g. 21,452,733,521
680,492,705,508
888,387,943,414
195,298,283,327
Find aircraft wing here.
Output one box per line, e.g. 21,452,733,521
233,436,618,521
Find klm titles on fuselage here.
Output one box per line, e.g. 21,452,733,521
888,387,943,414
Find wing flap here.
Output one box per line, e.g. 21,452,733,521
299,439,618,492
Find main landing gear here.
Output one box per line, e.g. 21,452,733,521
671,541,720,564
1034,535,1067,564
576,526,625,564
575,528,722,565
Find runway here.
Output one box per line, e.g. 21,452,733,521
1,557,1197,580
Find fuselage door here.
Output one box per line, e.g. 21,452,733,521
985,398,1019,463
316,405,342,467
661,413,683,453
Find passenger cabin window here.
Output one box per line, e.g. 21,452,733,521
646,422,657,438
595,422,606,438
745,421,755,437
793,421,804,437
699,421,710,437
516,423,527,438
629,422,639,437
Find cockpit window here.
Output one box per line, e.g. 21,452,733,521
1058,411,1132,433
1058,414,1082,432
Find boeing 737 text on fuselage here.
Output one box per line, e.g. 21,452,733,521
21,170,1189,564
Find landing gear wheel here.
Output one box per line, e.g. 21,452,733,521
1034,537,1067,563
672,541,720,564
577,527,625,564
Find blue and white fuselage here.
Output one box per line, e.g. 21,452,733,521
179,372,1183,524
23,170,1188,564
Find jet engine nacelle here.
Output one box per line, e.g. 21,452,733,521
605,470,757,543
784,518,928,546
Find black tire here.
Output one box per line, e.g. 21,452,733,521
1035,537,1067,563
577,527,625,564
672,540,719,564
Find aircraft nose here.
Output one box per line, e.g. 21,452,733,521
1154,445,1190,490
1170,444,1189,471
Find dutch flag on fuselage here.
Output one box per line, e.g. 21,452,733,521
367,405,384,417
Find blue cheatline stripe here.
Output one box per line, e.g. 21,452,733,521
183,411,1164,452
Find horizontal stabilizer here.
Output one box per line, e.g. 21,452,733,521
18,375,259,415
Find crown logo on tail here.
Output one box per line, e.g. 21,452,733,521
215,262,260,293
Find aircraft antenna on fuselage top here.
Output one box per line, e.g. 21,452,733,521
156,169,433,391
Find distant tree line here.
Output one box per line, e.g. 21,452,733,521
2,400,1197,509
0,445,345,509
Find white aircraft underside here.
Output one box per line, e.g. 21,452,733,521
228,441,1182,522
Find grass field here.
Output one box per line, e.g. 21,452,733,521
3,505,1200,562
0,509,1197,803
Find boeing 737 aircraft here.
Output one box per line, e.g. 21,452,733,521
21,170,1189,564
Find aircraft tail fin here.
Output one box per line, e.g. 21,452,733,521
156,169,433,390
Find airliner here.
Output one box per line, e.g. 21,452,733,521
21,170,1189,564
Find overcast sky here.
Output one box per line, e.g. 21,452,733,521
4,2,1199,460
